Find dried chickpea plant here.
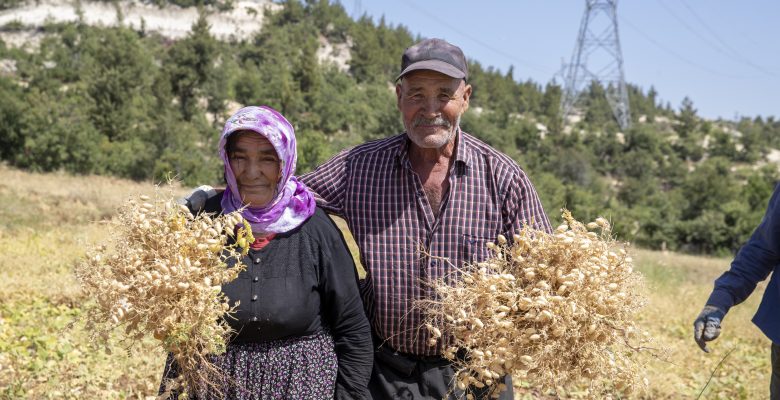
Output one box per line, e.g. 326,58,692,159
75,185,254,398
420,210,654,399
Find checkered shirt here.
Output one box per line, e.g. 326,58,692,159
300,131,552,356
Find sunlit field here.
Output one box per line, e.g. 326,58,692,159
0,165,770,399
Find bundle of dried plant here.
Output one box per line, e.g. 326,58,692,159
76,188,253,398
420,210,652,399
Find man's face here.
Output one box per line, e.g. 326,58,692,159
396,70,472,149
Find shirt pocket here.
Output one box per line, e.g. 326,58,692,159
461,234,493,265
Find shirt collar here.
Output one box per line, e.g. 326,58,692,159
453,128,471,169
396,128,471,172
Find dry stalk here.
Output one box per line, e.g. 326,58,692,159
419,210,653,399
75,185,253,398
695,347,735,400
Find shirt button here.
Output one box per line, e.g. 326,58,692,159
430,260,438,268
254,258,261,264
251,316,258,322
251,294,258,301
252,276,259,282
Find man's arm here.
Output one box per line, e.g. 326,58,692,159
299,150,350,217
503,170,553,235
179,185,219,215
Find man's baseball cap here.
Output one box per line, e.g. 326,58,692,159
396,38,468,81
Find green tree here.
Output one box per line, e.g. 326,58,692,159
0,77,25,161
679,157,739,220
677,96,698,136
15,89,102,174
165,12,219,120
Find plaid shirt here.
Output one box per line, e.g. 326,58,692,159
301,131,552,356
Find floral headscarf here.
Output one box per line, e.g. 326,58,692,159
219,106,315,233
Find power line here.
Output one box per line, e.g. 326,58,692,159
677,0,742,58
619,15,758,80
676,0,777,77
396,0,553,75
657,0,738,62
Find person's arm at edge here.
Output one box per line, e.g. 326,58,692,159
705,184,780,313
313,212,373,399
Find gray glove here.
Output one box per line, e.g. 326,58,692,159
693,305,726,353
177,185,216,214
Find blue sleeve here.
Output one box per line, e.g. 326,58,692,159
706,183,780,312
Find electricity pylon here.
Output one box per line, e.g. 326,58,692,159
561,0,631,130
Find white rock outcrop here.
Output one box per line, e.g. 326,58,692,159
0,0,280,48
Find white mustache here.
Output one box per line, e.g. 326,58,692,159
413,116,451,128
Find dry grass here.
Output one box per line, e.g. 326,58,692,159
0,165,772,399
0,165,178,399
629,248,771,400
0,164,159,230
0,164,185,300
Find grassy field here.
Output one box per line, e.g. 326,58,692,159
0,165,772,399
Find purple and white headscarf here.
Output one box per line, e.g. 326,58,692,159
219,106,315,234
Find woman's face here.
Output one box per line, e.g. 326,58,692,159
228,131,281,207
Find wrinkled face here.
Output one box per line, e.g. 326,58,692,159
396,70,471,149
227,131,281,207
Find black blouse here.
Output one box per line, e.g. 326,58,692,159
203,195,372,399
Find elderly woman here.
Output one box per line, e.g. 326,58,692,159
160,106,373,399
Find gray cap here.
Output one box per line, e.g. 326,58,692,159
396,38,468,81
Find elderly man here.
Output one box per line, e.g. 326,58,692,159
694,184,780,399
300,38,552,399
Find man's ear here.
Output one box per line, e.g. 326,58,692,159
395,83,403,111
461,83,472,112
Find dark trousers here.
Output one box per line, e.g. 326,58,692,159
368,343,513,400
772,343,779,400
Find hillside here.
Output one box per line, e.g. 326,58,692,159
0,0,779,257
0,165,772,399
0,0,277,44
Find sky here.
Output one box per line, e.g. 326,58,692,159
349,0,779,121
